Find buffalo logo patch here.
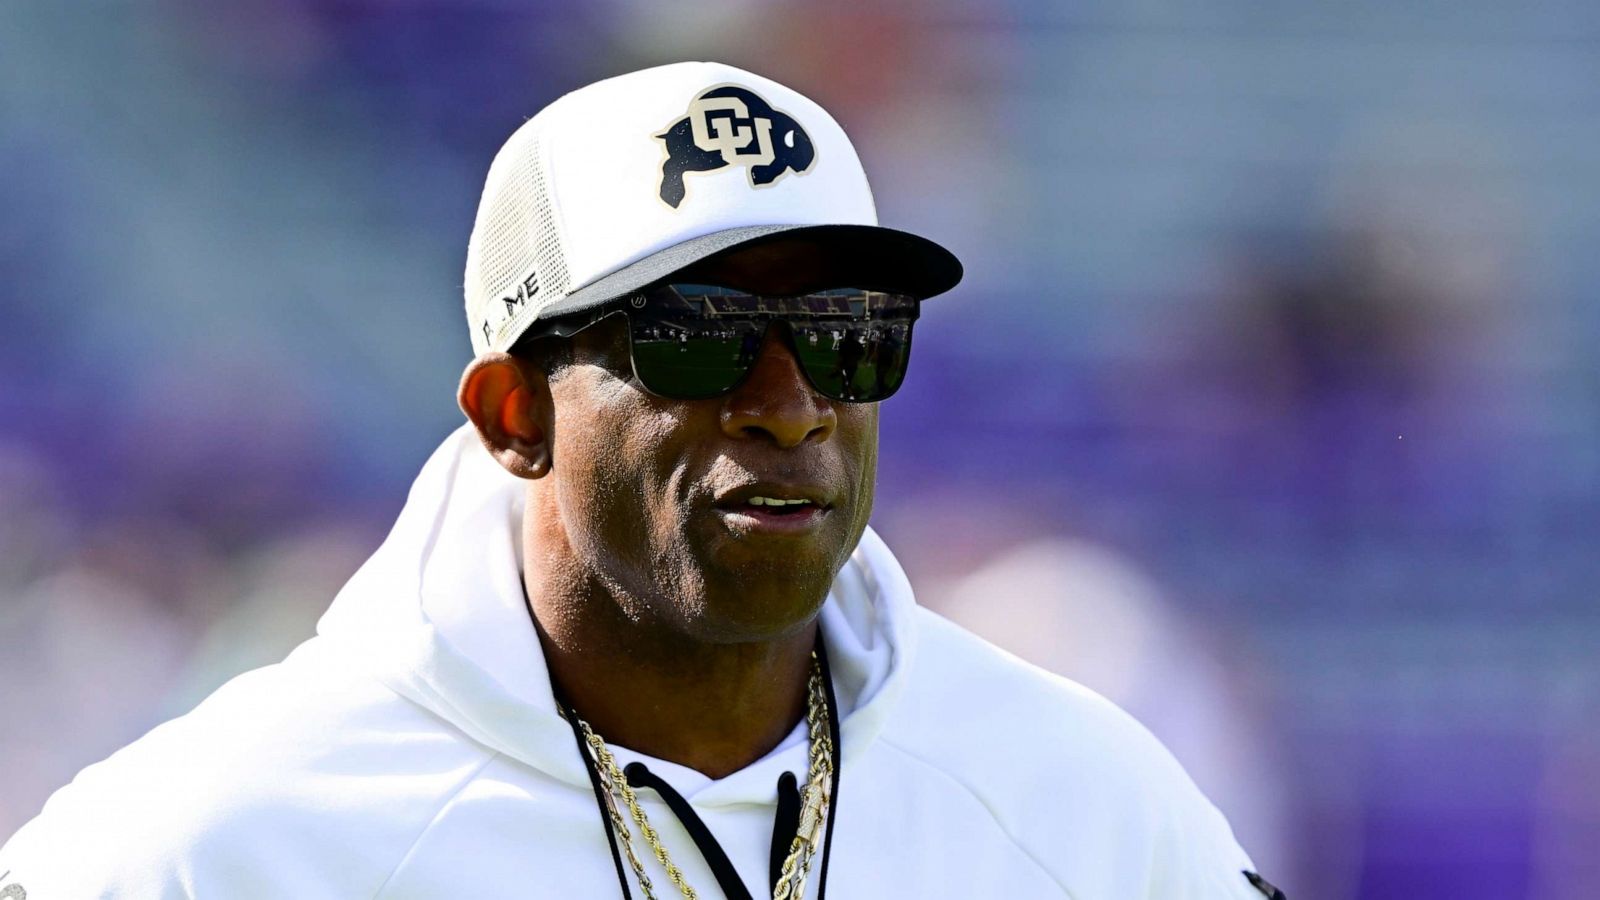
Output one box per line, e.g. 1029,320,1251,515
656,85,815,208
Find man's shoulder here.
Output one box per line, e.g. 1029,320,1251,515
0,639,496,898
895,606,1183,780
883,607,1266,898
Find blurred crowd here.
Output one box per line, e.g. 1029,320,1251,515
5,3,1600,898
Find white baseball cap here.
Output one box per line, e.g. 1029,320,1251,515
463,60,963,356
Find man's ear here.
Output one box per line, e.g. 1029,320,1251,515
458,353,552,479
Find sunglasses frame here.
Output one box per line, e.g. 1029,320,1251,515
513,284,922,403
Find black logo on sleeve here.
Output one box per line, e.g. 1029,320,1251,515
656,85,815,209
1244,870,1287,899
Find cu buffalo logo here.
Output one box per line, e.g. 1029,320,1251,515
656,85,815,208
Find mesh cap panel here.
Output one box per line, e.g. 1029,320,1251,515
465,126,571,355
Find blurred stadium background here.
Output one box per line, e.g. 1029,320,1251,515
4,3,1599,898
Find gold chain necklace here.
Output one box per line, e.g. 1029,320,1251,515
567,652,834,900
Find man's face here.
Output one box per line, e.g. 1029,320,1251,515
540,262,881,645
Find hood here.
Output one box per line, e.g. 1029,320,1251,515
315,424,919,806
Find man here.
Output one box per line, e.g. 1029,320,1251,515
0,62,1284,898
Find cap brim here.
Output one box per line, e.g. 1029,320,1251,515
530,223,962,326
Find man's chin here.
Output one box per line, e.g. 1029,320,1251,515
678,521,855,638
690,564,835,643
718,539,843,591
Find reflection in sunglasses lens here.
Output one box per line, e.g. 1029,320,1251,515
627,287,918,402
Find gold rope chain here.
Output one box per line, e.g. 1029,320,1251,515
571,652,834,900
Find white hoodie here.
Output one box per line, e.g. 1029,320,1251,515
1,425,1275,899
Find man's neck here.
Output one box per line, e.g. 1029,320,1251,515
524,545,818,781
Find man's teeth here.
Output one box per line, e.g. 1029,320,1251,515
748,497,813,507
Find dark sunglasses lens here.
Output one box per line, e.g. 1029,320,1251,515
628,286,918,402
790,318,914,402
628,322,753,400
786,290,917,402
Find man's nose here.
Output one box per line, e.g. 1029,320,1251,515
719,324,836,448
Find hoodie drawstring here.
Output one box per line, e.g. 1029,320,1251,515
555,636,839,900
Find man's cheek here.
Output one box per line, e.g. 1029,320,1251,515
569,454,631,545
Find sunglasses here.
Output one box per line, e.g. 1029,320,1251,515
522,283,921,403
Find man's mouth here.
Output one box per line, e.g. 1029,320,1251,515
713,486,834,534
743,495,816,515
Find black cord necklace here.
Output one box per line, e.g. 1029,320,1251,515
553,636,841,900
